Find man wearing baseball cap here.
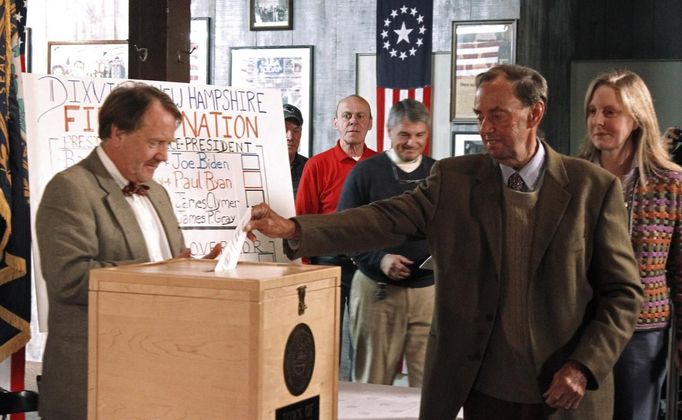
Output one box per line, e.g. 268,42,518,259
283,103,308,197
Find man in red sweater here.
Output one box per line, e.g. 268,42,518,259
295,94,378,378
296,95,378,213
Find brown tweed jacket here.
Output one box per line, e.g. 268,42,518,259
287,142,642,420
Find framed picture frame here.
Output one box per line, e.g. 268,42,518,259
190,17,212,84
450,19,517,122
47,40,128,78
250,0,293,31
230,45,313,157
452,130,483,156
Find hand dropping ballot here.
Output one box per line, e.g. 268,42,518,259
214,207,252,272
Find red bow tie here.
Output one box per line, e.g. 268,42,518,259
122,182,149,197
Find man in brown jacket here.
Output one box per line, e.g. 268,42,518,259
246,64,642,420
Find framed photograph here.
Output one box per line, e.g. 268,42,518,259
250,0,293,31
48,40,128,78
452,131,484,156
451,20,517,122
190,17,212,84
230,46,313,157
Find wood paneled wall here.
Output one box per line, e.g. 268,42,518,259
519,0,682,154
129,0,191,82
517,1,576,153
30,0,682,156
195,0,519,155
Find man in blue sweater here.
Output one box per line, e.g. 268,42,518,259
337,99,435,386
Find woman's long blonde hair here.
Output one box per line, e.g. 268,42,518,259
578,69,680,181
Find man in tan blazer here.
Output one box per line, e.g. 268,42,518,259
35,84,218,420
246,64,643,420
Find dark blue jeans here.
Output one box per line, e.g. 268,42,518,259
613,329,668,420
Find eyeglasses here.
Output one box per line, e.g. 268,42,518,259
391,164,425,185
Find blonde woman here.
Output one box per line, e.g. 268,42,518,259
580,69,682,420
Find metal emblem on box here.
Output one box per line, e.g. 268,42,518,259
283,323,315,396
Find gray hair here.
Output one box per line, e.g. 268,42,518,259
475,64,548,107
387,99,431,131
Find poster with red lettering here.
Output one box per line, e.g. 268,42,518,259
23,73,295,330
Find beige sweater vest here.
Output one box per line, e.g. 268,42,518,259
473,188,541,403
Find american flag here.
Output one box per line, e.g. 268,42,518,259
376,0,433,153
455,40,501,77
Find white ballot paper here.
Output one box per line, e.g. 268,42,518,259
214,207,252,272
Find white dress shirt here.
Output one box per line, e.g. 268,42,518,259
96,146,172,262
499,140,547,192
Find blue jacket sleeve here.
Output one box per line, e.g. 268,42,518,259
337,164,388,273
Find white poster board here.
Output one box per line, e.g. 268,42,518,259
24,73,295,331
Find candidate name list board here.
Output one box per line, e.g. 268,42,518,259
25,74,295,262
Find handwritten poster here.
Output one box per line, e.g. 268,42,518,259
24,73,296,329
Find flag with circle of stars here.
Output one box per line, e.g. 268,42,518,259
376,0,432,89
375,0,433,153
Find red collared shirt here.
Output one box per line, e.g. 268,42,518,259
295,140,378,215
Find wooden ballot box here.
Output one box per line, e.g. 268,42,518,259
87,259,340,419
